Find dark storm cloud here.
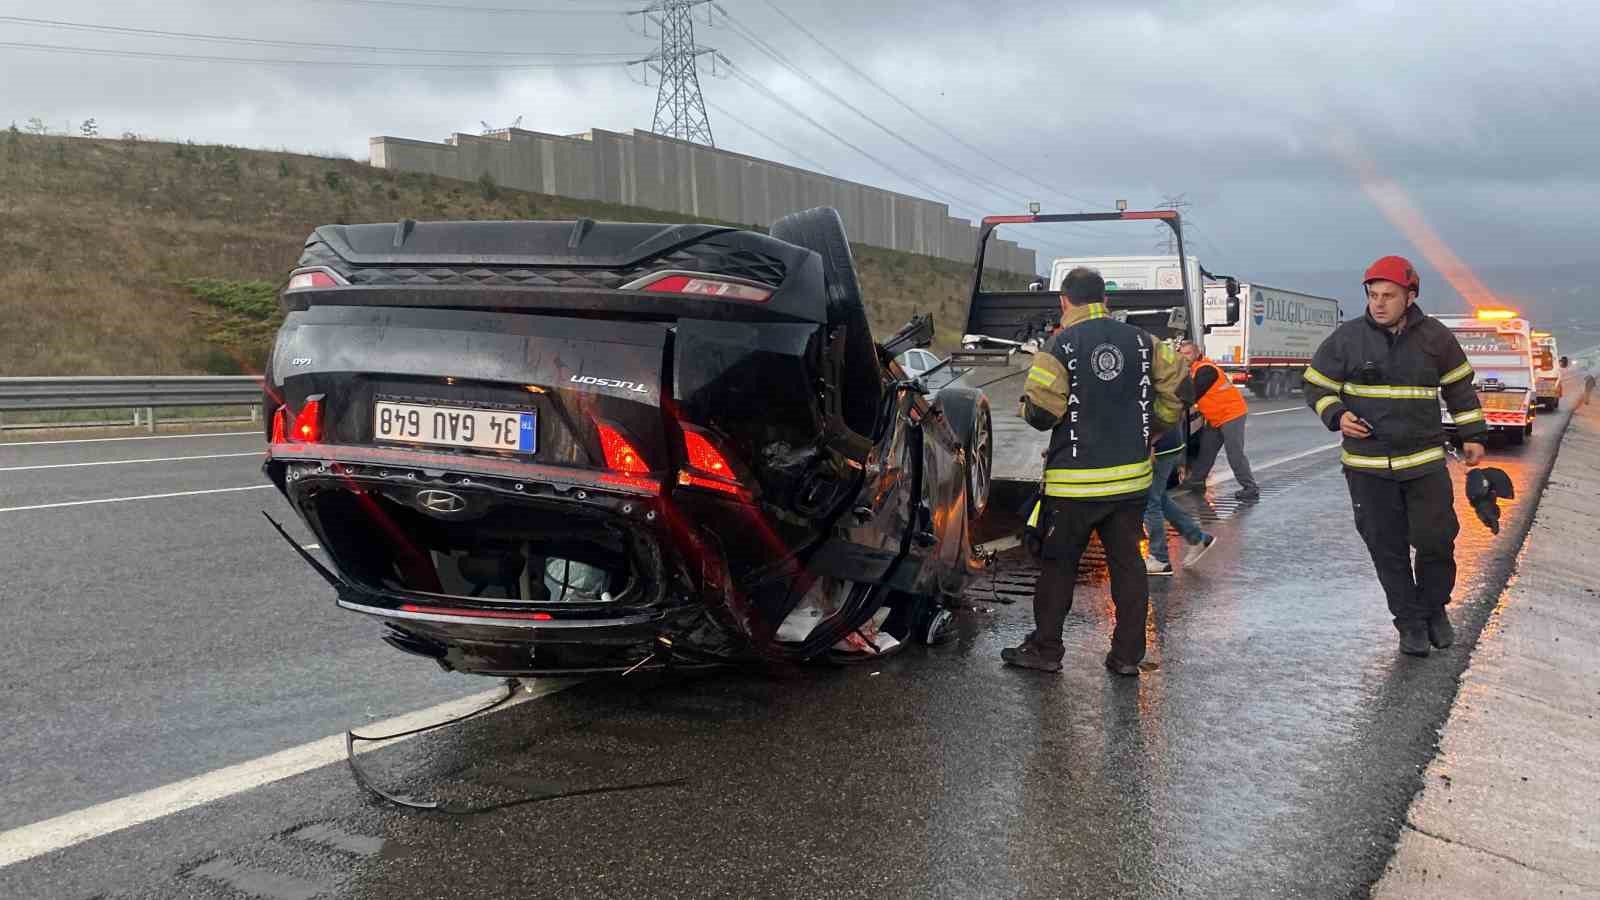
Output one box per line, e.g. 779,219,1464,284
2,0,1595,275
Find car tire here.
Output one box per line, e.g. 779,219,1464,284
770,207,882,438
936,387,992,520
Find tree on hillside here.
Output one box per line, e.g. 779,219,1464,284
80,118,98,138
24,117,47,135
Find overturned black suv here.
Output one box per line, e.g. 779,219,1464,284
263,208,992,676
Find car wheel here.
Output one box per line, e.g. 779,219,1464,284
933,387,992,521
967,401,993,520
920,607,955,646
770,207,881,438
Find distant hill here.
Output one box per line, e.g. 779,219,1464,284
0,131,983,375
1253,263,1600,355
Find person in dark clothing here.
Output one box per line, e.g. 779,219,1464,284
1001,268,1186,676
1303,255,1485,657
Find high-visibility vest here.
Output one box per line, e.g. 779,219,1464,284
1039,310,1154,501
1191,358,1248,426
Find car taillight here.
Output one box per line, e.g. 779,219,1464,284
292,397,323,443
632,273,772,303
271,406,289,443
679,430,746,497
286,269,342,290
597,423,650,474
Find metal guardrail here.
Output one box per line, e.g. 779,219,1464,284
0,376,263,432
0,376,262,412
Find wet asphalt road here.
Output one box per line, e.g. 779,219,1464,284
0,397,1577,899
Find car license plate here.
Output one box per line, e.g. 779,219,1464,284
373,401,536,454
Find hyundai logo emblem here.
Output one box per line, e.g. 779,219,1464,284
417,489,467,514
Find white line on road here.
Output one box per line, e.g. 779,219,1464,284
0,680,575,869
0,452,261,473
0,484,273,514
1252,406,1306,417
0,431,260,448
1210,441,1343,489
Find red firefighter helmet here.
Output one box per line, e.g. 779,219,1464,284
1363,255,1420,295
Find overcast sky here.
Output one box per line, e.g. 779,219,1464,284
4,0,1596,286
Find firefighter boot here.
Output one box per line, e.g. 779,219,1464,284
1428,610,1456,649
1398,622,1431,657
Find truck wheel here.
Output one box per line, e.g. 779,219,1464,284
1508,424,1527,446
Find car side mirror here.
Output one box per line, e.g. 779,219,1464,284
1560,356,1570,369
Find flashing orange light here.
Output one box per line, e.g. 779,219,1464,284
1475,308,1516,321
1532,331,1552,339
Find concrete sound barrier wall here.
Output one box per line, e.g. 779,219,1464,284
370,127,1036,274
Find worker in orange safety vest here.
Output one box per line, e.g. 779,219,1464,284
1176,340,1260,500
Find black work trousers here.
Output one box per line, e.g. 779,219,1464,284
1030,496,1149,666
1345,467,1460,626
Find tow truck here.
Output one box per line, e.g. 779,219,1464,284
1532,331,1564,411
948,210,1239,515
1434,309,1538,445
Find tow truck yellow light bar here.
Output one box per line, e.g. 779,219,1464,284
1476,308,1517,321
1532,331,1552,338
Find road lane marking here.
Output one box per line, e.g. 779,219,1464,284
0,485,274,514
0,452,261,472
1210,441,1343,489
1252,406,1306,417
0,680,575,868
0,431,259,447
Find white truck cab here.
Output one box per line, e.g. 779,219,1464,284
1532,331,1563,411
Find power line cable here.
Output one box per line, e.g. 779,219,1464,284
705,100,831,173
716,11,1033,209
0,39,629,69
309,0,631,14
749,0,1112,212
0,15,646,57
717,8,1118,252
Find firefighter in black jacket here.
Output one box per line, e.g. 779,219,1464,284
1001,267,1186,675
1303,256,1486,657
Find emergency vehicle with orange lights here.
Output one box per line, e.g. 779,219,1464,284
1433,309,1538,444
1532,331,1563,410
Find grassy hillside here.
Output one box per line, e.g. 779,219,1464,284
0,130,988,376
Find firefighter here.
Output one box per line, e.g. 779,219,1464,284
1177,339,1260,500
1303,255,1486,657
1001,267,1186,675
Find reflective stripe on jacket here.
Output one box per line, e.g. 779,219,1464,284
1303,303,1486,481
1020,302,1180,501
